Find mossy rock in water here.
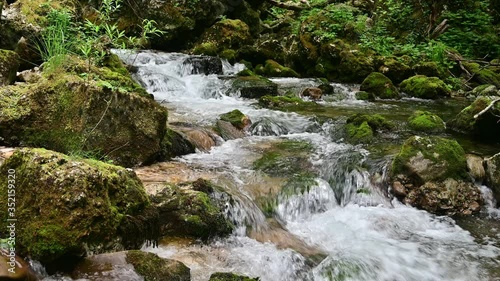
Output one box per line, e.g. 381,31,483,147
193,19,251,56
407,111,445,133
399,75,451,99
346,114,393,131
220,110,251,130
470,84,498,97
126,251,190,281
448,96,500,141
463,62,500,87
485,153,500,207
231,76,278,99
0,49,20,86
258,95,318,110
355,91,375,101
253,140,313,176
150,180,233,239
0,56,166,167
391,136,468,184
0,148,157,265
256,60,299,78
360,72,399,99
209,272,259,281
345,121,373,144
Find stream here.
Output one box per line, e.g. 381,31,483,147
44,50,500,281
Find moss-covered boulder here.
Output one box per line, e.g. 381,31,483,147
220,110,251,130
407,111,446,133
216,120,246,140
470,84,498,97
448,96,500,140
258,95,318,111
193,19,252,56
0,56,167,167
377,57,412,84
413,62,446,79
255,60,299,78
150,179,233,239
392,136,468,184
360,72,399,99
400,75,451,99
231,76,278,99
209,272,259,281
126,251,190,281
485,153,500,207
463,62,500,87
0,148,157,265
0,50,20,86
344,114,392,144
391,136,481,215
355,91,375,101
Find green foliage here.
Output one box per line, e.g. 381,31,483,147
36,9,73,71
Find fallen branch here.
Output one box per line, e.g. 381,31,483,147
474,98,500,119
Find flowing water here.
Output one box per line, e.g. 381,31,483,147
44,50,500,281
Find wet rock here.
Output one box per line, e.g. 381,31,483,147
463,62,500,87
209,272,259,281
231,76,278,99
360,72,399,99
377,56,412,84
126,250,190,281
160,128,196,160
412,62,445,79
0,249,38,281
253,140,313,176
0,148,157,265
403,178,482,216
301,87,322,100
344,114,393,144
355,91,375,101
255,59,300,78
150,180,233,239
317,81,334,96
345,121,373,144
0,56,166,167
0,49,19,86
391,136,481,215
182,56,223,75
400,75,451,99
448,96,500,141
219,110,252,130
466,154,485,182
392,136,468,184
170,123,219,152
216,120,246,140
407,110,445,133
470,84,498,97
485,153,500,206
250,117,289,136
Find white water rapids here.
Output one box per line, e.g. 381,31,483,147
68,50,500,281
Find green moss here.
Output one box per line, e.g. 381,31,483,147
355,91,375,101
193,42,218,56
103,53,129,76
346,114,393,131
193,19,251,56
259,95,313,108
400,75,451,99
237,69,256,77
408,111,445,133
464,62,500,87
345,121,374,144
360,72,399,99
261,60,300,78
0,148,152,263
448,96,500,140
413,62,446,78
126,251,190,281
378,57,412,83
209,272,259,281
220,109,249,129
253,140,313,176
392,136,468,182
231,75,279,99
0,49,20,85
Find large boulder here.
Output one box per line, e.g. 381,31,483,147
231,76,278,99
0,49,20,86
391,136,481,215
193,19,252,57
150,179,233,240
0,148,157,265
126,250,190,281
377,56,412,84
255,59,300,78
0,56,167,167
400,75,451,99
182,56,223,75
344,113,393,144
485,153,500,206
463,62,500,87
448,96,500,141
360,72,399,99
